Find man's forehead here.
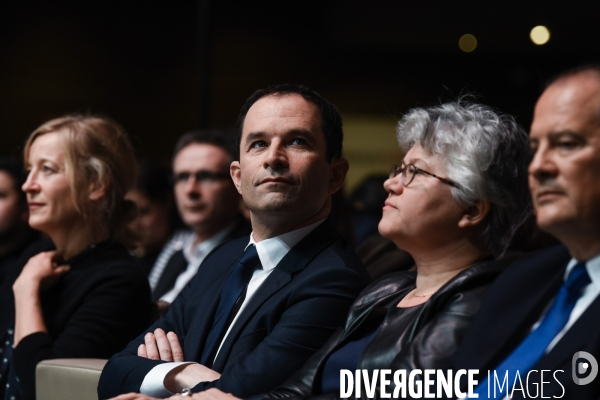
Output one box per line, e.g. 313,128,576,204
531,74,600,136
243,94,320,131
174,143,231,171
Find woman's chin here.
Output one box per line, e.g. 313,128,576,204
28,218,50,234
377,220,397,240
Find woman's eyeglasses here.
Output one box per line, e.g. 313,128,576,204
389,164,459,188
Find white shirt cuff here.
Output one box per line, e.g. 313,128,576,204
139,361,196,397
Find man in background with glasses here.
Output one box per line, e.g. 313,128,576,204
147,131,250,313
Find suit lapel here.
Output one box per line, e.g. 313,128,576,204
455,246,571,372
185,240,248,361
489,264,565,362
211,220,338,370
152,250,188,302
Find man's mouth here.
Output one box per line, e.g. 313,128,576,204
260,177,293,185
535,189,565,204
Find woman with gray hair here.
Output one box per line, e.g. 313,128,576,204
154,101,531,400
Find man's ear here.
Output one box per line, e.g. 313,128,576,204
88,179,108,202
458,199,491,228
230,161,242,195
328,158,349,195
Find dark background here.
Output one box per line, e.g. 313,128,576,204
2,0,599,162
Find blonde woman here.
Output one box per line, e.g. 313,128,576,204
0,115,153,400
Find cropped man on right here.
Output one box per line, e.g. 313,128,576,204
452,66,600,398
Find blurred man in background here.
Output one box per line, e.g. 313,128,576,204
146,131,250,313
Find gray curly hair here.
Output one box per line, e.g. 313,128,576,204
397,101,531,257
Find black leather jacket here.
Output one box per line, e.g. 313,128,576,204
254,257,510,400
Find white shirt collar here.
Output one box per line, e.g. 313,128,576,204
246,219,326,272
184,222,237,263
564,252,600,290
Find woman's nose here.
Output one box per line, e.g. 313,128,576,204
22,170,39,193
383,175,404,195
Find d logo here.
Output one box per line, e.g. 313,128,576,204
572,351,598,385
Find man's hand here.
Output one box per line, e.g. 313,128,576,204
138,328,184,362
164,364,221,393
109,394,166,400
189,388,240,400
108,389,235,400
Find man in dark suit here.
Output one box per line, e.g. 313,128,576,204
99,84,370,399
451,66,600,398
146,130,251,313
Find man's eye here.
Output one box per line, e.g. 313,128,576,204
529,144,538,154
174,173,190,183
290,138,307,146
557,141,579,150
250,140,267,148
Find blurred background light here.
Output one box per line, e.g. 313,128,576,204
459,34,477,52
530,25,550,45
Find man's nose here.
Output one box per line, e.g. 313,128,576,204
264,143,289,171
528,143,558,181
183,176,201,198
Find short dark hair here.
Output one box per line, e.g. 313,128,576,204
173,129,237,162
0,157,27,203
235,84,344,162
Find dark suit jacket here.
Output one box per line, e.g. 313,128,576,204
450,245,600,399
0,240,153,400
98,221,370,399
151,216,252,302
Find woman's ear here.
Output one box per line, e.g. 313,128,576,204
458,199,491,228
88,179,108,201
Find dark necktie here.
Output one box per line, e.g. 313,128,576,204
201,245,260,366
473,262,590,399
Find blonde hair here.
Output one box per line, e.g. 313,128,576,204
24,114,137,247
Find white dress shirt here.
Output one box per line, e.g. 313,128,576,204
148,230,194,290
140,219,326,397
159,224,236,303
